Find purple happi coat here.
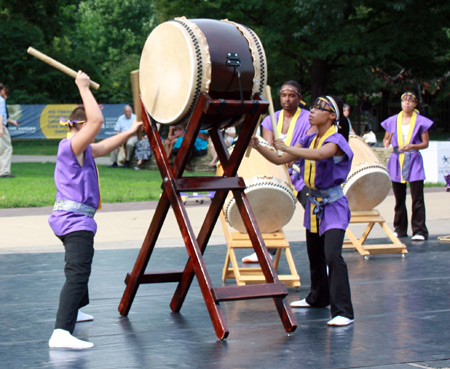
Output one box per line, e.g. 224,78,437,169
299,131,353,234
381,113,433,183
48,137,100,236
261,108,311,191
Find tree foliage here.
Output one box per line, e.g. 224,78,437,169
0,0,448,124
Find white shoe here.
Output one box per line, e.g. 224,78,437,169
393,231,398,237
327,316,354,326
411,234,426,241
77,310,94,322
290,299,311,308
49,329,94,349
241,252,273,263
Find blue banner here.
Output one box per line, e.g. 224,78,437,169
7,104,126,139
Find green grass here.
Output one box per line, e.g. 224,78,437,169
0,162,212,208
13,139,60,155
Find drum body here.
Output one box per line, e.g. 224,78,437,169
218,140,296,233
342,135,391,211
139,18,267,128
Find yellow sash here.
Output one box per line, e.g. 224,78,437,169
396,111,417,183
304,125,335,233
277,107,301,146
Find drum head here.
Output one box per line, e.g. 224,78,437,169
139,20,210,125
225,179,296,234
343,165,391,211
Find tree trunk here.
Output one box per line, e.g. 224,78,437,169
310,58,332,102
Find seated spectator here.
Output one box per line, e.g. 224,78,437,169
209,126,237,166
108,105,137,168
133,124,161,170
134,135,152,170
164,125,184,159
172,129,209,157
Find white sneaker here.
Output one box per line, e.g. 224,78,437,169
290,299,311,308
393,231,398,237
327,316,354,326
241,252,273,263
77,310,94,322
49,329,94,349
411,234,425,241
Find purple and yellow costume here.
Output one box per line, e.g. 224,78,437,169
381,111,433,238
261,108,311,193
297,127,354,319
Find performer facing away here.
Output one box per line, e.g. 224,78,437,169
242,80,315,263
249,95,354,327
48,71,142,349
381,91,433,241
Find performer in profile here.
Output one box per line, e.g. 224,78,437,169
48,71,142,349
249,95,354,326
242,80,314,263
381,91,433,241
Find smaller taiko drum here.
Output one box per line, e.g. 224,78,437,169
217,138,296,233
342,135,391,211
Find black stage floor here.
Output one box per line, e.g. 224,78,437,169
1,236,450,369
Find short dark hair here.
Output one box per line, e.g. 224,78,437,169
281,80,302,96
0,83,4,91
70,106,86,122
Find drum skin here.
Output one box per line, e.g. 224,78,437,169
342,135,391,211
217,139,296,233
139,18,267,128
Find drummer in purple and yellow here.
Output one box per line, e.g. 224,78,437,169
242,81,315,263
381,91,433,241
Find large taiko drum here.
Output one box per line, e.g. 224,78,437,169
217,139,296,233
342,135,391,211
139,17,267,128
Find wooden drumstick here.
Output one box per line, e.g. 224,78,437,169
27,47,100,90
265,85,282,156
130,70,143,140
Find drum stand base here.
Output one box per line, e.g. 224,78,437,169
344,209,408,256
118,93,297,340
220,211,300,287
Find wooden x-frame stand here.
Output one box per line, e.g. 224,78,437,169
220,211,301,287
344,209,407,256
118,92,297,339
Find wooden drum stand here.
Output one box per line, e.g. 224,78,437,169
118,92,297,339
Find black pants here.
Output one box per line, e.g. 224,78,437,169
392,180,428,238
305,228,354,320
55,231,95,333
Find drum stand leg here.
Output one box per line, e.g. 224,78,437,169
344,209,408,256
119,93,297,339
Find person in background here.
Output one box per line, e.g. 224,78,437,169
48,71,142,349
242,80,314,263
133,123,160,170
209,126,237,166
343,103,355,135
108,105,137,168
250,95,354,326
381,91,433,241
164,125,184,160
0,84,19,178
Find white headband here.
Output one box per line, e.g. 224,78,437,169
325,96,340,123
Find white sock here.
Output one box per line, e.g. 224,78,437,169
77,310,94,322
49,329,94,350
